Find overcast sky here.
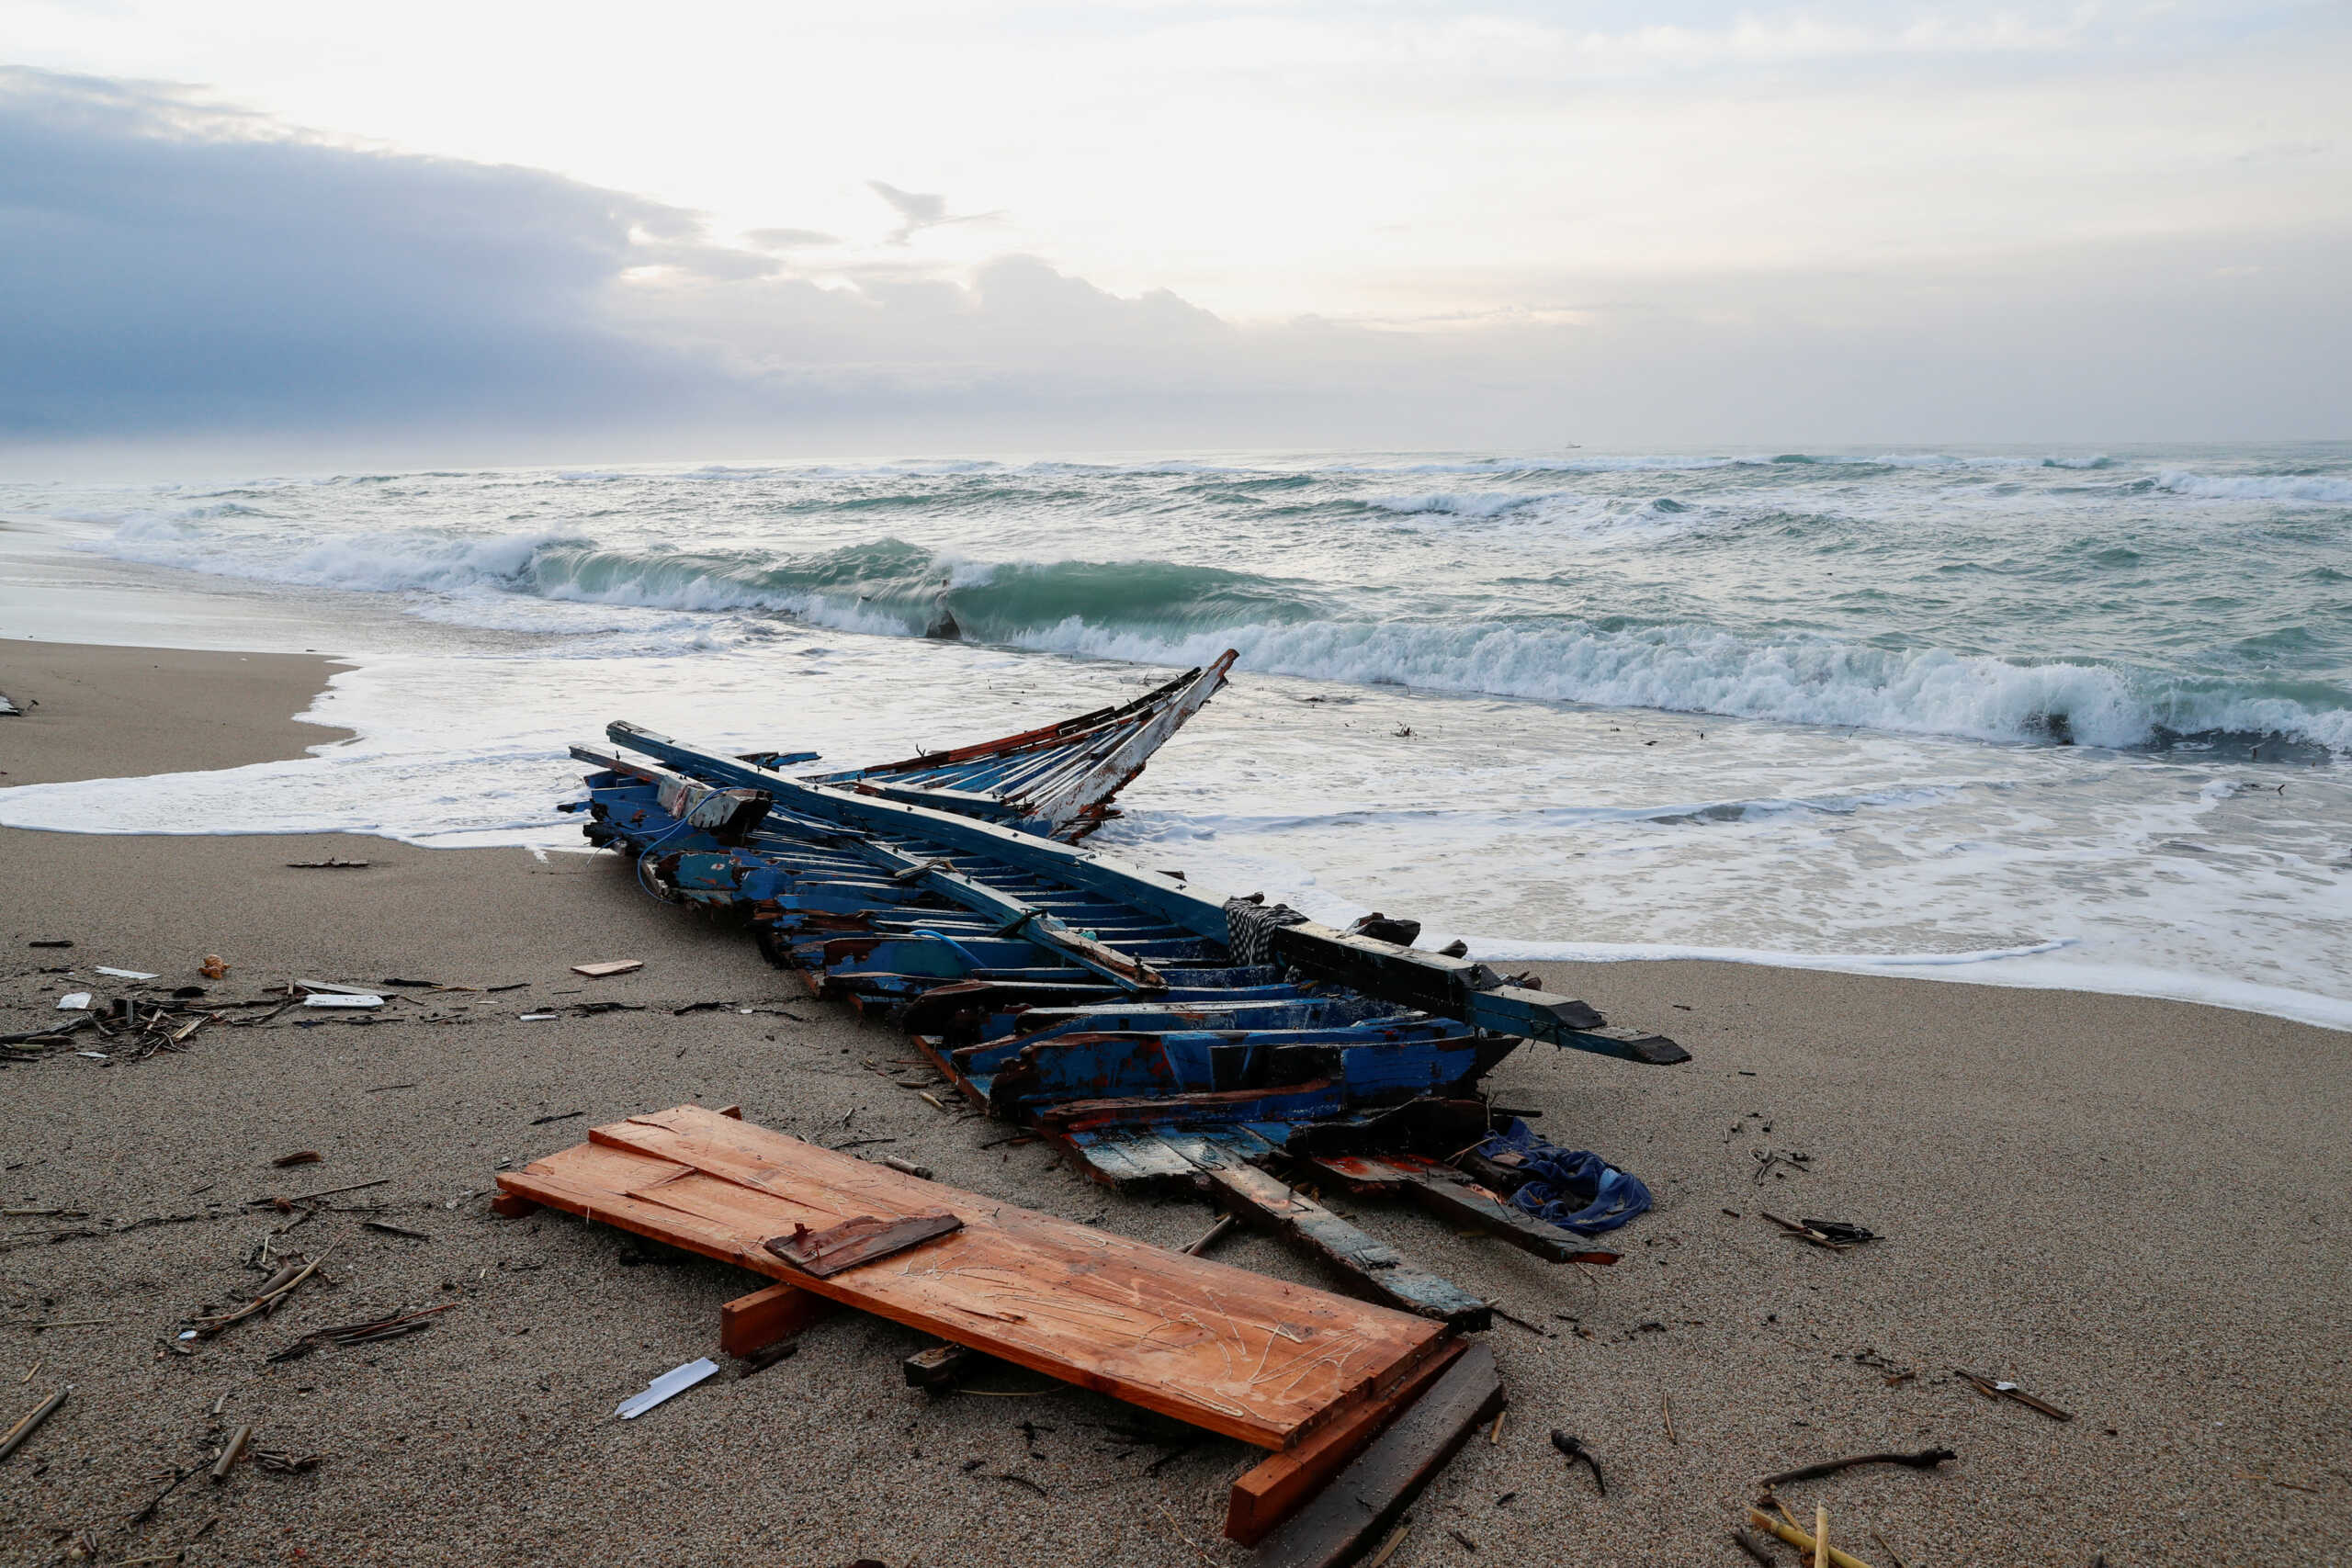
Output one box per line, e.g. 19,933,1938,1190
3,2,2347,463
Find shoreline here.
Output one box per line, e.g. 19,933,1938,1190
0,640,354,787
1,638,2346,1565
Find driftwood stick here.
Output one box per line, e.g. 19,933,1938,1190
1732,1529,1778,1566
1747,1507,1874,1568
0,1386,71,1461
1760,1447,1956,1488
1952,1369,2074,1421
209,1424,252,1482
1816,1505,1829,1568
1182,1213,1238,1256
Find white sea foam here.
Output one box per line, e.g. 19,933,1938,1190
1009,615,2352,754
2154,469,2352,503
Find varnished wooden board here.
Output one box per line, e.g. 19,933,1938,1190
498,1104,1448,1450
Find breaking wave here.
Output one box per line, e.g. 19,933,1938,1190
2154,470,2352,503
77,514,2352,757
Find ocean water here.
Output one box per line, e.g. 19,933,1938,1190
3,444,2347,1029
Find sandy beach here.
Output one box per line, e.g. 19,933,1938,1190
1,642,2346,1568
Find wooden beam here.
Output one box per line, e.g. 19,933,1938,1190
1173,1148,1490,1330
1226,1339,1467,1545
1252,1342,1506,1568
1315,1156,1623,1267
719,1280,836,1356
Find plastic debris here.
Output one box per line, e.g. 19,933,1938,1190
616,1357,718,1419
302,993,384,1010
56,993,91,1011
1468,1120,1652,1235
93,966,159,980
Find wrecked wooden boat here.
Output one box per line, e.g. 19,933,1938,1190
565,653,1687,1325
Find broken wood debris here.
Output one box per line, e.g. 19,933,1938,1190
500,1105,1453,1457
1759,1212,1858,1251
266,1303,456,1361
0,1385,71,1461
184,1247,334,1338
1760,1447,1955,1488
1953,1368,2074,1421
209,1424,252,1482
568,674,1684,1319
271,1152,322,1168
765,1212,965,1278
1747,1506,1873,1568
285,858,369,868
246,1178,389,1207
571,959,643,978
1251,1344,1502,1568
1549,1430,1605,1495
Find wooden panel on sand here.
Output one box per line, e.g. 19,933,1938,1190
497,1103,1448,1450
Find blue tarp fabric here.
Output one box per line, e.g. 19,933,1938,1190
1474,1118,1651,1235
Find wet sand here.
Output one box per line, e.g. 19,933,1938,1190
0,641,2345,1567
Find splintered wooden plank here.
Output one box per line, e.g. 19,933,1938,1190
767,1212,964,1277
1067,1134,1198,1190
1157,1139,1490,1331
1252,1342,1507,1568
499,1105,1446,1450
1225,1337,1468,1545
1316,1156,1623,1267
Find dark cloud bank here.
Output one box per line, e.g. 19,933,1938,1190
2,67,2344,466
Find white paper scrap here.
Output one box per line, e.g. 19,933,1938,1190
57,992,92,1010
616,1358,718,1420
94,966,159,980
302,993,384,1009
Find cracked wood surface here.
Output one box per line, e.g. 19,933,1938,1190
497,1103,1447,1449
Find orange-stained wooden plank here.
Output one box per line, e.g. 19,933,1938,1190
720,1280,837,1355
1224,1337,1468,1544
503,1104,1449,1450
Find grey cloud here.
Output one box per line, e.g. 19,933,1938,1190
0,65,2343,467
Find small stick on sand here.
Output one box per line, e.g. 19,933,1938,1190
1661,1392,1678,1445
1488,1407,1507,1446
1816,1504,1829,1568
209,1423,252,1482
0,1386,72,1461
1952,1368,2074,1421
1182,1214,1238,1256
1366,1518,1412,1568
1760,1447,1954,1487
